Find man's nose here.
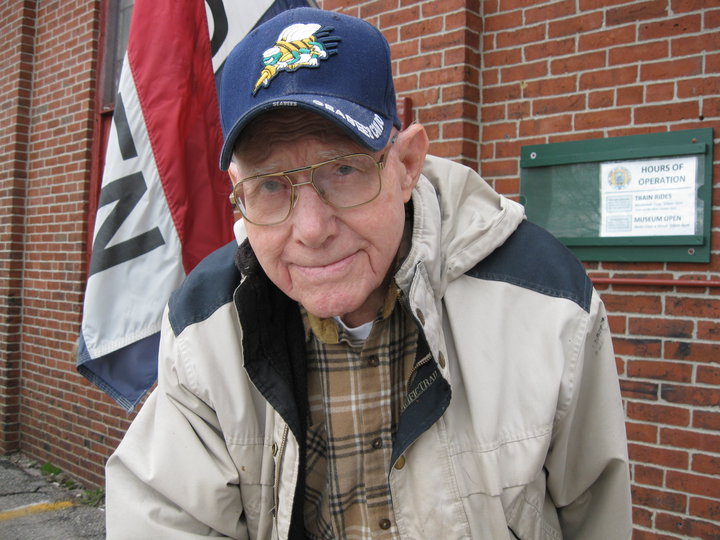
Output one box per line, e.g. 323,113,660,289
290,180,336,247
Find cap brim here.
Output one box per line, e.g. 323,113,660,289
219,94,395,170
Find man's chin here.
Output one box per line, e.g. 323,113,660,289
300,295,365,323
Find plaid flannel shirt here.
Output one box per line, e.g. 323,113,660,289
302,285,418,540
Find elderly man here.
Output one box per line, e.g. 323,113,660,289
106,7,632,539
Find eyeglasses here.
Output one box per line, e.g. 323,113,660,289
229,152,387,226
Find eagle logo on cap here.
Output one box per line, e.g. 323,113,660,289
253,23,340,95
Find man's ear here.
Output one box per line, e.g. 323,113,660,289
393,123,429,202
228,161,241,186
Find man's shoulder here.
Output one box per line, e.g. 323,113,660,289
466,220,593,312
168,241,241,335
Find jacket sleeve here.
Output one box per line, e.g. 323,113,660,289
105,308,248,539
544,290,633,539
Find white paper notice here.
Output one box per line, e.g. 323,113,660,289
600,157,697,237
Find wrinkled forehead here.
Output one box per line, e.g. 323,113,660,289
233,108,370,167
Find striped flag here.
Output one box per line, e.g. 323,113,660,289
78,0,313,411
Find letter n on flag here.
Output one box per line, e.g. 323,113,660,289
78,0,314,411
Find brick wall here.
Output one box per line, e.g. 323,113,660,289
477,2,719,538
0,0,133,488
0,0,33,455
0,0,717,537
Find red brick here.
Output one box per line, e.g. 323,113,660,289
661,428,720,453
420,65,478,87
645,82,675,102
482,121,517,141
655,512,720,539
492,177,520,197
629,442,689,469
578,24,637,52
577,108,633,130
628,317,694,339
421,0,467,17
606,0,668,26
580,66,638,90
632,485,687,512
635,101,701,124
633,464,664,487
525,0,577,23
608,314,627,334
420,28,469,52
483,10,522,32
666,297,720,319
399,53,442,74
496,23,546,48
627,360,693,383
641,57,703,81
378,5,420,28
627,401,691,426
524,75,577,97
673,32,720,56
525,37,575,61
506,101,530,120
494,139,522,159
667,471,720,499
697,365,720,385
532,94,585,116
620,379,659,401
693,410,720,431
482,159,519,177
551,51,606,75
707,8,720,29
703,97,720,119
632,507,655,530
399,16,443,40
670,0,705,12
661,384,720,407
664,341,720,364
689,497,720,523
444,46,481,68
617,85,644,105
639,14,703,40
519,115,573,137
615,336,663,358
588,90,613,109
610,42,669,66
483,48,522,68
692,454,720,476
501,60,547,83
548,12,603,38
481,104,506,123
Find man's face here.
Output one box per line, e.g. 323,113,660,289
229,111,417,327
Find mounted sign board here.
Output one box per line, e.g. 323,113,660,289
520,128,713,262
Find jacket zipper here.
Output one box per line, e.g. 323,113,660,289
272,423,290,529
406,352,432,393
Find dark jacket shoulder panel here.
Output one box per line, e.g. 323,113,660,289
168,241,241,336
467,220,593,312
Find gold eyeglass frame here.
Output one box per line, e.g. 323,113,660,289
229,152,388,226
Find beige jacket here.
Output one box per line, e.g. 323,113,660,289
106,155,632,539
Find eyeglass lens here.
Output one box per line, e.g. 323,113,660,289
235,154,381,225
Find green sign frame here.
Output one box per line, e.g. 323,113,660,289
520,128,713,262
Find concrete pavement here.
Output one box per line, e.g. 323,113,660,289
0,453,105,539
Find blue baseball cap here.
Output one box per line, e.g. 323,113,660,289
218,7,401,170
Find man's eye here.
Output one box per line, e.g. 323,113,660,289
259,178,286,193
335,165,358,176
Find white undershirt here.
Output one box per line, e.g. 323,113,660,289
333,316,373,341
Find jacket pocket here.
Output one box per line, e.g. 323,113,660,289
505,472,562,540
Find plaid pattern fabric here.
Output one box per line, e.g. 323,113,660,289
302,292,418,540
